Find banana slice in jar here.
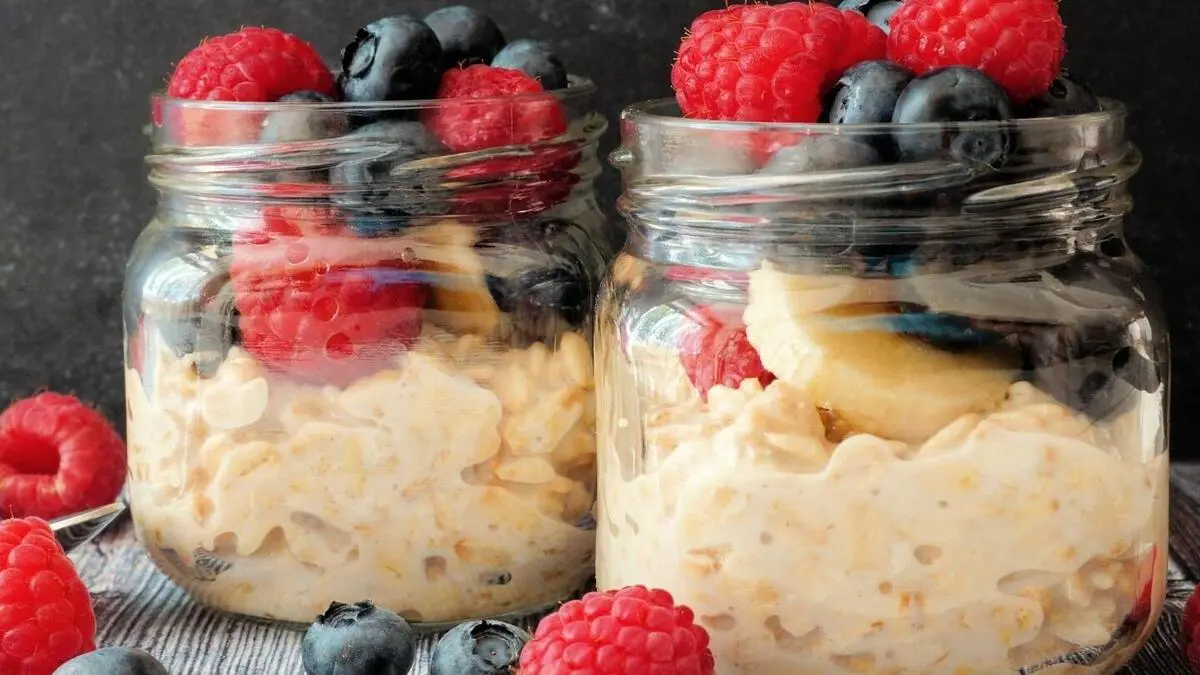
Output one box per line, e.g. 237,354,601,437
744,262,1019,444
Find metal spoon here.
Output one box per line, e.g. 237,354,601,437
49,502,127,553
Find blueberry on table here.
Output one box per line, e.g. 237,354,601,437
490,39,568,91
424,6,506,68
260,91,348,144
1019,73,1102,118
301,601,416,675
330,119,449,236
55,647,169,675
339,15,443,103
827,60,915,126
430,620,531,675
891,66,1015,167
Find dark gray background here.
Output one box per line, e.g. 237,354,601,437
0,1,1197,452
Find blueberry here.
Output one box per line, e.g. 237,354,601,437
425,6,506,68
828,60,915,126
837,0,904,32
330,120,448,237
865,1,904,32
760,135,880,173
430,620,531,675
490,39,568,91
881,306,1007,350
301,600,415,675
55,647,169,675
1019,73,1102,118
480,217,602,331
891,67,1015,167
339,16,443,104
260,91,348,144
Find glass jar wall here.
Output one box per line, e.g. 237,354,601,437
595,100,1168,674
125,82,609,626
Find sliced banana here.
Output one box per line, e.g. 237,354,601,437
409,220,503,336
745,263,1018,444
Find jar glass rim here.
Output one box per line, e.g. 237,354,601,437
619,97,1127,135
150,74,597,114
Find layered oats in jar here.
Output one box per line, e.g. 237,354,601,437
595,3,1168,670
125,13,610,625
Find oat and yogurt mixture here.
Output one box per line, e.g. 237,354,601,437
596,264,1166,675
127,324,596,624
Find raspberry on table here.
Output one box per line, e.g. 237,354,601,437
518,585,716,675
670,3,884,123
886,0,1066,104
230,206,427,385
1184,583,1200,667
680,304,776,399
0,393,126,520
167,27,334,102
0,518,96,675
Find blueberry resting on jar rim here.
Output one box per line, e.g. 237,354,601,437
338,14,443,121
891,67,1016,168
424,6,507,68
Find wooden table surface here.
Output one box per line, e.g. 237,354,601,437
70,465,1200,675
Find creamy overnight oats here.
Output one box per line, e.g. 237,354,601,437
127,8,610,625
595,1,1168,672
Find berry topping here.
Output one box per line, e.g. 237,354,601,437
426,64,566,153
827,60,915,125
671,3,885,123
0,517,96,675
425,6,507,68
891,67,1015,165
339,15,444,103
886,0,1066,104
518,585,715,675
680,305,776,399
230,206,427,385
55,647,169,674
1019,72,1102,118
0,393,126,520
491,39,569,91
260,91,349,144
430,620,530,675
827,6,889,87
301,600,416,675
166,27,334,102
329,120,449,237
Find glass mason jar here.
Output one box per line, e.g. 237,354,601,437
596,100,1167,674
125,81,609,626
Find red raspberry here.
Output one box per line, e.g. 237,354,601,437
1184,584,1200,667
427,65,566,153
671,3,884,123
519,585,715,675
0,394,126,520
230,206,427,385
166,27,333,102
0,517,97,675
426,65,575,217
164,27,335,146
679,305,776,399
886,0,1066,104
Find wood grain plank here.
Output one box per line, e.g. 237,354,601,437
68,465,1200,675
